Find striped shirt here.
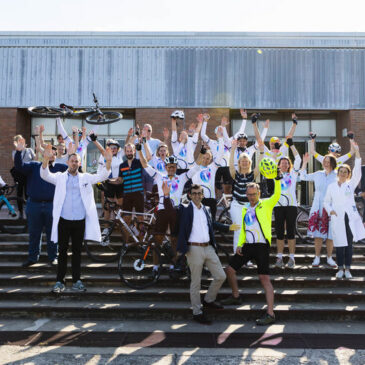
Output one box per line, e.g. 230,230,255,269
119,159,143,194
232,171,254,204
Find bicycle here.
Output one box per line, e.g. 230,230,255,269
0,184,27,233
27,93,122,125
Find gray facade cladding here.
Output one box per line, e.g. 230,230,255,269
0,32,365,109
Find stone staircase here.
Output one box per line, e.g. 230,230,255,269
1,232,365,321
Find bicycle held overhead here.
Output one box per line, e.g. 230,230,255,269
27,93,123,125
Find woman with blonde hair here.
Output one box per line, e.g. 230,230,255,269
324,143,365,279
229,139,265,253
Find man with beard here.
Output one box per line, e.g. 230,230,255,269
115,143,146,231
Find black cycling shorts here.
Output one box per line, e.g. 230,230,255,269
123,192,144,213
104,181,123,199
215,166,233,188
229,243,270,275
274,206,297,240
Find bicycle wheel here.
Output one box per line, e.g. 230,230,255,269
27,106,63,117
84,220,124,262
118,240,162,290
85,111,123,125
0,197,27,233
216,207,232,243
296,206,313,244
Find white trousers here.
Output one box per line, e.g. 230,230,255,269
230,199,245,253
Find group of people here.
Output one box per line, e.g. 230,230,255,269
3,109,365,326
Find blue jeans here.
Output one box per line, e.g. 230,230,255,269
26,200,57,262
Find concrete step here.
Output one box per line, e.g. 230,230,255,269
1,286,364,303
0,273,363,288
0,299,365,321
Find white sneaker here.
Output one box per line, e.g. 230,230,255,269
345,270,353,279
327,257,337,268
245,260,254,268
312,256,320,267
336,269,344,279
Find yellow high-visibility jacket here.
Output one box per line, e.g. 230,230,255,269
237,179,281,247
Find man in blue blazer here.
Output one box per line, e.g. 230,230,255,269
177,183,232,325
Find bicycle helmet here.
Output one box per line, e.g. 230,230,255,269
171,110,185,119
237,133,248,140
259,158,277,179
328,142,341,154
270,136,280,144
106,139,120,148
164,155,178,165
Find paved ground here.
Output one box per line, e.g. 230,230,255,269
1,319,365,364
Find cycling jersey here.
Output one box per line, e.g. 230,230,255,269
315,152,352,169
276,154,301,207
201,121,230,166
145,165,199,210
244,204,267,244
191,138,224,199
149,155,167,175
171,131,198,169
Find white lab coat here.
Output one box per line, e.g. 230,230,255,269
40,165,111,243
324,158,365,247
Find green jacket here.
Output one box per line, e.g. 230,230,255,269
237,179,281,247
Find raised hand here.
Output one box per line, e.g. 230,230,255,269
240,109,247,119
196,114,204,124
39,124,45,133
43,144,54,160
231,139,238,149
72,126,78,134
127,127,133,137
292,113,298,124
68,142,76,155
162,180,171,196
14,137,26,151
302,152,310,166
264,119,270,128
203,113,210,122
34,125,40,135
141,128,147,138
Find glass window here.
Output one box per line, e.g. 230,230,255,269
59,118,82,134
311,120,336,137
285,120,310,137
31,117,57,135
109,119,134,136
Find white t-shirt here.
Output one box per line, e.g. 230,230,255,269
188,203,210,243
171,131,198,169
145,165,199,210
244,204,266,244
54,155,68,166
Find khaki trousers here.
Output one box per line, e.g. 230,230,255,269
186,245,226,315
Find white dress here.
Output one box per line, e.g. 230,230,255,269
300,169,337,239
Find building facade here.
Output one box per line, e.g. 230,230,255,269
1,32,365,195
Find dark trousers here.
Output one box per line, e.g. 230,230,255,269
336,214,353,268
17,178,26,214
57,217,85,283
26,200,56,262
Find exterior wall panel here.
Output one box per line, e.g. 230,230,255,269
1,33,365,109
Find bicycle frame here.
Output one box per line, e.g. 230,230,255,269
0,195,16,215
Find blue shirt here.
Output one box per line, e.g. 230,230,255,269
60,173,86,220
14,151,67,201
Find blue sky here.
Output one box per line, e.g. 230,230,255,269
1,0,365,32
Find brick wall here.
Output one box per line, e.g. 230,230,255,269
0,108,30,183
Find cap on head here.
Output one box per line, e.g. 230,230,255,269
270,137,280,144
